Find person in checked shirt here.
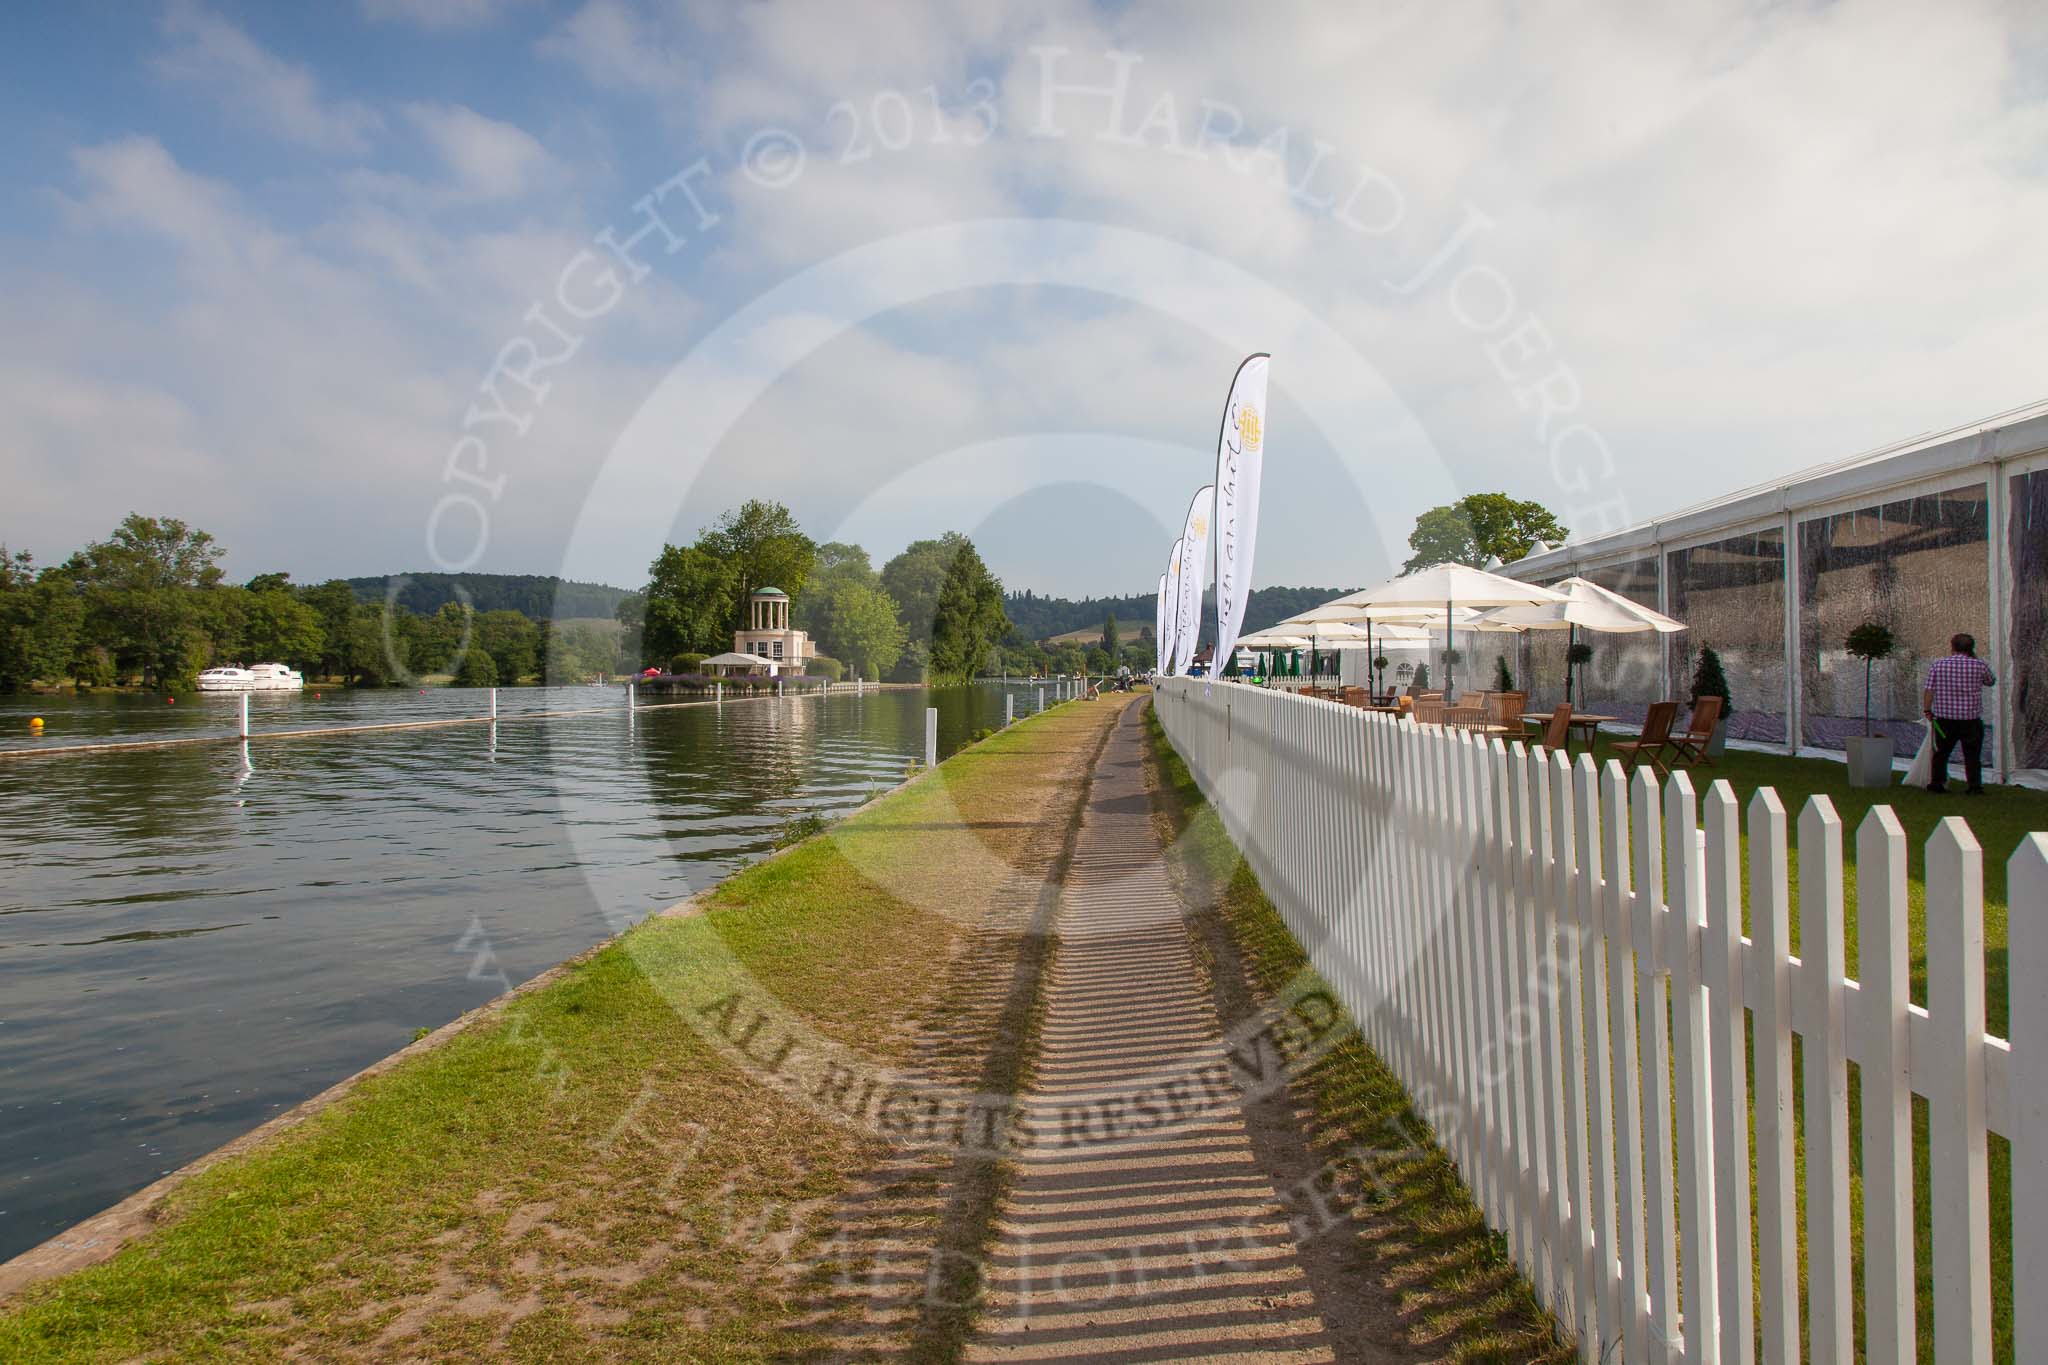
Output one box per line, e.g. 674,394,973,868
1921,632,1996,794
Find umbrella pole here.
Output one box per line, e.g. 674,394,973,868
1445,598,1453,698
1566,623,1576,708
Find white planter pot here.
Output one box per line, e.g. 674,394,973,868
1704,717,1728,759
1845,734,1896,788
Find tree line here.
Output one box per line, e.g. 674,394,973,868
617,500,1013,685
340,573,630,620
0,514,639,692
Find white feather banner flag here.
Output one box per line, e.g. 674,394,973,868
1209,354,1270,682
1160,541,1183,675
1172,485,1215,677
1153,571,1169,676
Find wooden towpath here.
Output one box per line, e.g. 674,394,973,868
968,703,1366,1363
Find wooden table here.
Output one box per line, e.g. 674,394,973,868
1521,712,1618,756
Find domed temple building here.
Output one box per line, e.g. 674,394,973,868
723,587,812,677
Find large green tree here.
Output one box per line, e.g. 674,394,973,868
793,541,906,676
345,603,413,686
881,532,980,645
247,591,324,670
698,500,816,637
1402,493,1568,573
302,580,362,681
475,610,539,683
73,514,225,687
812,578,905,681
638,544,738,664
927,537,1009,683
0,550,84,690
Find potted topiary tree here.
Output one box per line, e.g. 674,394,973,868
1689,644,1733,758
1843,621,1897,787
1565,640,1594,708
1495,654,1515,694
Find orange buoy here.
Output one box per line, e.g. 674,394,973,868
28,717,44,731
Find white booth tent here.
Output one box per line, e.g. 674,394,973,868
1498,398,2048,784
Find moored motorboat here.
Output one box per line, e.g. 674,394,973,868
197,667,255,692
196,664,304,692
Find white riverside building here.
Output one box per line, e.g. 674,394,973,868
726,587,813,677
1465,398,2048,785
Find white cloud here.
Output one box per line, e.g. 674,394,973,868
404,102,557,200
538,0,699,97
154,1,381,155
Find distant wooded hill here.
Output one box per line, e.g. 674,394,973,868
1004,586,1358,644
345,574,632,620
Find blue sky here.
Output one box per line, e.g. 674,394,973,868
6,1,2047,596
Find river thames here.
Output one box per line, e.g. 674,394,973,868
0,683,1030,1261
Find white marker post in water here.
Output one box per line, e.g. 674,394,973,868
1005,693,1014,726
239,692,249,739
925,707,938,769
490,687,498,720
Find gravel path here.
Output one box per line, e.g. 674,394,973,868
967,703,1346,1363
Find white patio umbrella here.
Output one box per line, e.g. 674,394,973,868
1472,575,1685,706
1321,622,1432,693
1273,616,1434,691
1269,609,1449,687
1236,631,1307,677
1337,563,1566,695
1300,620,1372,683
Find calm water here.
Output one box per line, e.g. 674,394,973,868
0,684,1030,1261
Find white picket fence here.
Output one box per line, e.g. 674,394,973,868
1154,678,2046,1365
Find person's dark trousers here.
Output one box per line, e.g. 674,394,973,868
1928,716,1986,792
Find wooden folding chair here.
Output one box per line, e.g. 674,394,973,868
1671,695,1722,768
1614,701,1680,778
1539,704,1571,752
1415,695,1446,725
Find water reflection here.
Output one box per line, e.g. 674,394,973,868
0,684,1033,1261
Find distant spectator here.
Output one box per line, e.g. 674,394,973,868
1922,632,1996,794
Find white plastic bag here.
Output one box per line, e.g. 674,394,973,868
1902,727,1935,788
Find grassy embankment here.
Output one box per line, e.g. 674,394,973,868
0,694,1126,1364
1143,702,1574,1364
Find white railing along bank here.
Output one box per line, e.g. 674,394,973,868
1153,678,2044,1365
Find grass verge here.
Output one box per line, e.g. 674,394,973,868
0,697,1127,1364
1142,701,1573,1364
